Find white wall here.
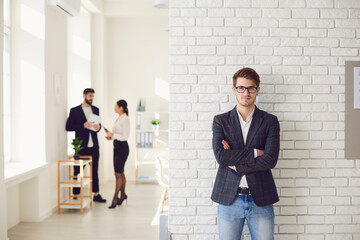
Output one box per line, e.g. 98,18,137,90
42,3,68,220
91,14,107,184
104,16,169,182
169,0,360,239
6,186,19,230
0,0,7,237
67,8,91,109
5,1,69,230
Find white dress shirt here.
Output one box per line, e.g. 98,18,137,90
236,107,257,189
82,106,94,148
112,114,130,141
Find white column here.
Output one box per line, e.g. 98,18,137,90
0,0,9,238
91,14,110,183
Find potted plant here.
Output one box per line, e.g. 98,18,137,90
71,137,83,160
151,120,160,136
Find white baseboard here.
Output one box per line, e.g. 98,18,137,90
39,204,58,222
39,194,68,222
18,179,145,226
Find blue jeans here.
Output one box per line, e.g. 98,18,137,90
218,195,274,240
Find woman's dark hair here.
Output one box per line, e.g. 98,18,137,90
117,100,128,115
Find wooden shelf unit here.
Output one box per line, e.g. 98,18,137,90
57,155,93,214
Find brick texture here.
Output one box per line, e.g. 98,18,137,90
169,0,360,238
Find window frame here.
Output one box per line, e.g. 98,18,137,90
3,0,11,164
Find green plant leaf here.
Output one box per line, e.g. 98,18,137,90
71,137,83,155
151,120,160,125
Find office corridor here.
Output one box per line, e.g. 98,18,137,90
8,181,163,240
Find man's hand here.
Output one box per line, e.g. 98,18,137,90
257,149,264,157
105,136,111,140
222,140,230,150
93,124,100,131
222,140,236,170
83,121,91,129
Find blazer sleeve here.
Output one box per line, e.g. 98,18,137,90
235,116,280,175
66,108,83,132
212,116,254,166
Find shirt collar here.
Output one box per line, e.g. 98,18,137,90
118,113,126,120
236,106,255,124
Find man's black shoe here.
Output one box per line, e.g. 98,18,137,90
93,194,107,203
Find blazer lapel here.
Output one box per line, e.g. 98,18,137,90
246,106,264,147
230,106,245,148
78,104,88,122
91,105,97,115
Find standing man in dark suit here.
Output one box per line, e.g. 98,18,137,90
66,88,106,203
211,68,280,239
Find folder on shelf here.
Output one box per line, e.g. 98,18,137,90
141,132,145,148
149,132,153,148
137,114,141,130
145,132,149,148
137,132,141,147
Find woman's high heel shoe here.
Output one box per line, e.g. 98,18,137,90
117,195,128,205
108,200,118,209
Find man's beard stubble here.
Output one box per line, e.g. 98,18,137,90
85,99,93,105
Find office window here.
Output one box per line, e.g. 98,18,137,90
67,7,91,154
3,0,11,163
8,0,45,164
4,0,9,24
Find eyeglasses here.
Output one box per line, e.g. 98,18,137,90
234,86,258,94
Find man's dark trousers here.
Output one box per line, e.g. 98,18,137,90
73,147,100,194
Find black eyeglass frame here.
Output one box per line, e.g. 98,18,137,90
234,86,258,94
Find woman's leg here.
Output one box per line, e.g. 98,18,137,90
120,173,127,199
119,142,129,200
112,172,122,205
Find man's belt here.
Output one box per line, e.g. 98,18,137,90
237,187,250,195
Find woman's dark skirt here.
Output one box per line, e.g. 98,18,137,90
113,140,129,173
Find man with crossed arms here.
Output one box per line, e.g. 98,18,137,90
211,67,280,240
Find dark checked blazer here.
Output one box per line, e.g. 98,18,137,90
211,106,280,207
66,105,102,149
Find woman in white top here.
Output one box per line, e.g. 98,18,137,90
105,100,130,208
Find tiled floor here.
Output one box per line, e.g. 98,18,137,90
8,181,163,240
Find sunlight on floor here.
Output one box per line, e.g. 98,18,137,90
9,181,164,240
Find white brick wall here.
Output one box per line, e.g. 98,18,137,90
169,0,360,239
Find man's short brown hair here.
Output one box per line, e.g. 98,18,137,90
83,88,95,95
232,67,260,87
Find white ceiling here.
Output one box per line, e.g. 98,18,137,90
103,0,169,17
